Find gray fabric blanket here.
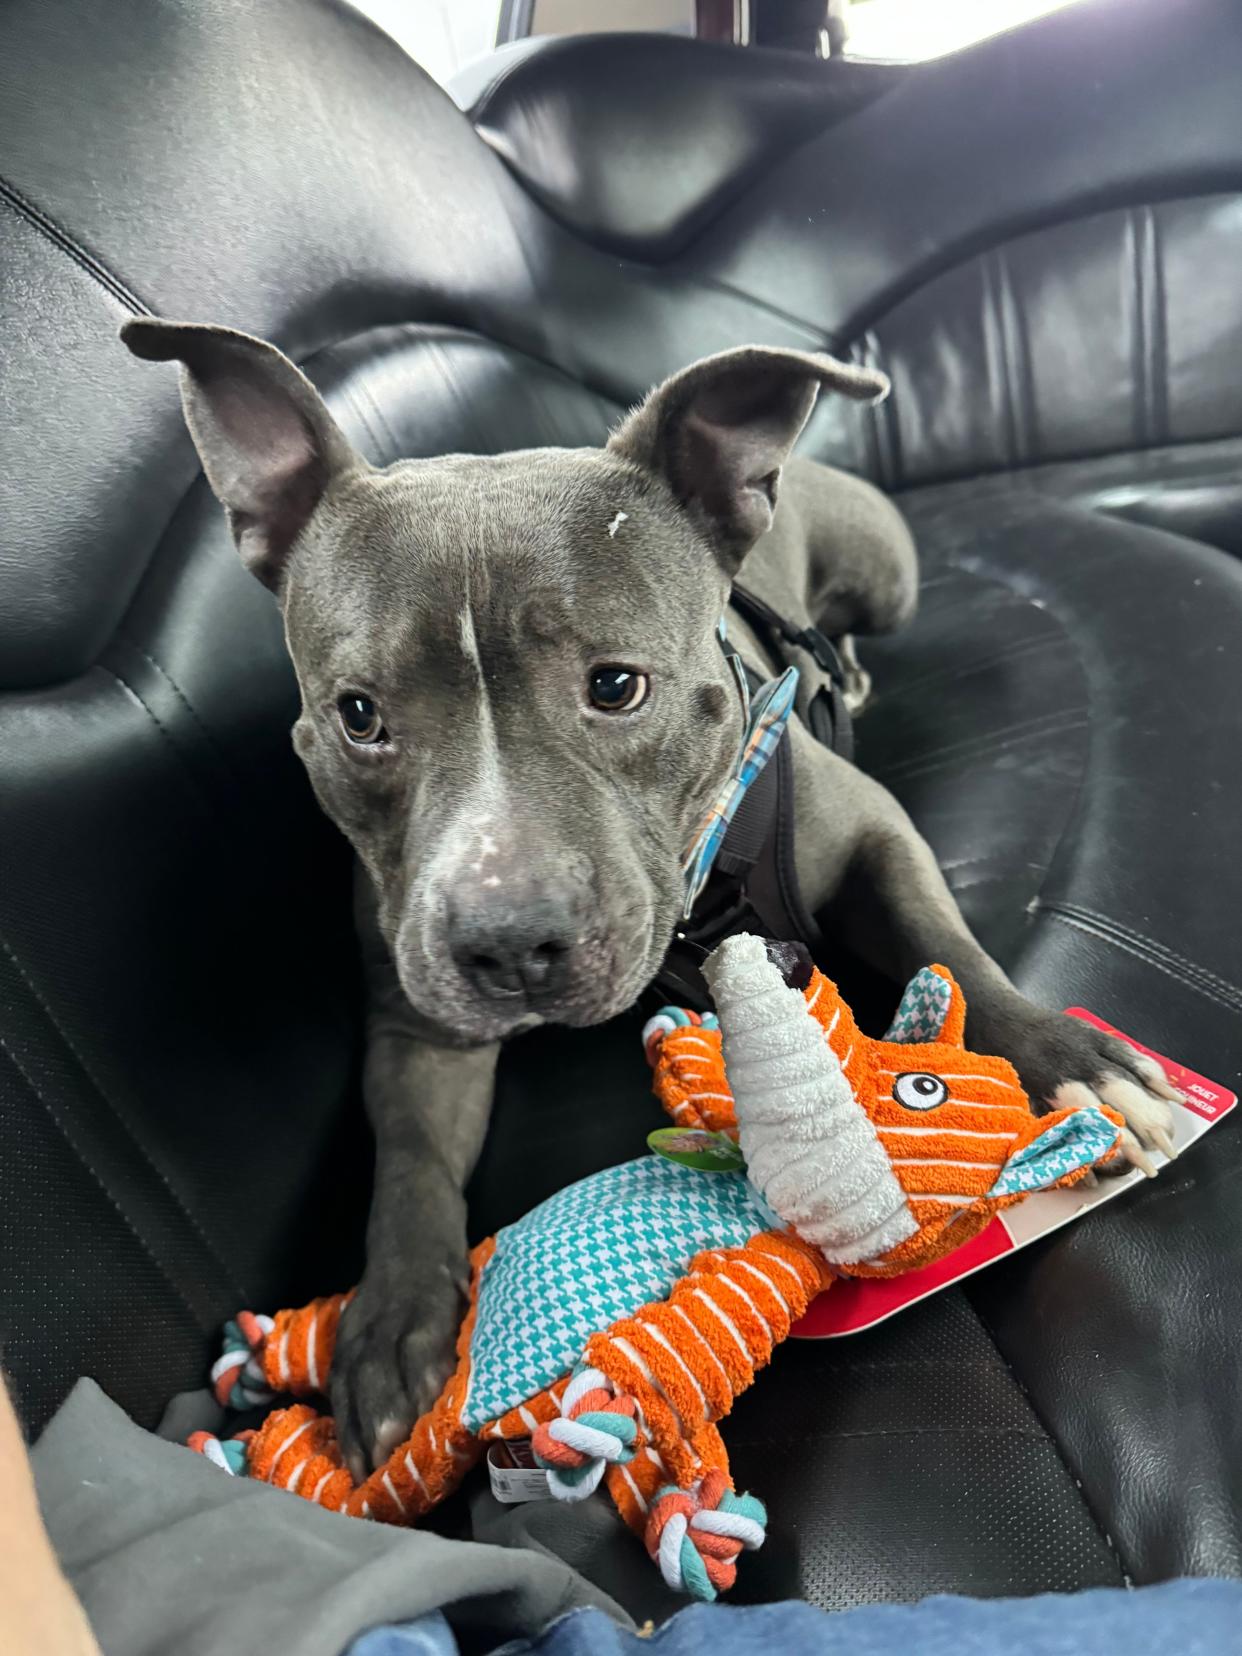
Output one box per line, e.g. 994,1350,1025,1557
34,1381,631,1656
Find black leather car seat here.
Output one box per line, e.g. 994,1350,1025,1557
3,0,1242,1612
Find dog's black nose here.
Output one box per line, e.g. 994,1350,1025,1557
449,897,575,1003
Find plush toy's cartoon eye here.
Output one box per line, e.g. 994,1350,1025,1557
588,667,649,714
893,1072,949,1111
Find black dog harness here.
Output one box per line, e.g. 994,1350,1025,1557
655,586,854,1008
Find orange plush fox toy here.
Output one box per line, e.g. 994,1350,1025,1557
191,935,1129,1602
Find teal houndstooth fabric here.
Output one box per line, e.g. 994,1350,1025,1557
884,967,953,1044
461,1157,767,1430
987,1106,1119,1197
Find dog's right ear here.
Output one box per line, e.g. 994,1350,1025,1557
121,318,364,592
608,345,888,573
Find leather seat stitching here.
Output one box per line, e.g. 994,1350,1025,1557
842,182,1242,343
929,548,1127,982
930,549,1238,1012
874,330,904,488
100,664,221,812
695,184,1242,411
0,984,215,1328
335,376,397,466
855,330,887,484
1053,901,1242,1001
114,636,237,769
5,662,255,1287
0,173,150,315
424,335,494,451
999,244,1036,463
1128,207,1149,449
1042,901,1242,1006
877,710,1088,782
1038,904,1242,1015
1147,204,1168,444
969,1299,1130,1585
1043,909,1242,1017
865,630,1067,706
983,251,1017,469
102,647,310,877
0,923,242,1298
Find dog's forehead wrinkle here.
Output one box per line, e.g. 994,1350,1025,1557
296,446,726,688
375,451,597,541
380,448,674,571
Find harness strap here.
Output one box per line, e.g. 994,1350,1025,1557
655,592,848,1009
658,728,823,1009
713,740,779,881
746,729,824,960
729,583,854,764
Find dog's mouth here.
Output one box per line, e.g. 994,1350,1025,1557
413,982,646,1046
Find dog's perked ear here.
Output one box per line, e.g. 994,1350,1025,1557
608,345,889,571
121,318,365,591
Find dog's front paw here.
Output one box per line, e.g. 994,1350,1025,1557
330,1258,466,1482
1006,1011,1182,1176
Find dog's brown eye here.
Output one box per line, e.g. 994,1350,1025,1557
588,667,649,714
337,693,386,745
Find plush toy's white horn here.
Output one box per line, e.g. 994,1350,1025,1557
703,935,917,1265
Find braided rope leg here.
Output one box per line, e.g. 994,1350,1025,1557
203,1295,353,1415
187,1429,254,1475
645,1468,767,1601
209,1311,277,1409
643,1010,733,1134
530,1367,639,1499
583,1233,829,1477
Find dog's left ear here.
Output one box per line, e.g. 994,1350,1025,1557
121,317,364,593
607,345,889,570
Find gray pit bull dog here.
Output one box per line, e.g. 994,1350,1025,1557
123,320,1180,1480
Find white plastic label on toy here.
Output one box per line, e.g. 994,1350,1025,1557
791,1011,1236,1338
486,1441,552,1503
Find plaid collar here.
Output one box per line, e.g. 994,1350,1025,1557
680,620,799,918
